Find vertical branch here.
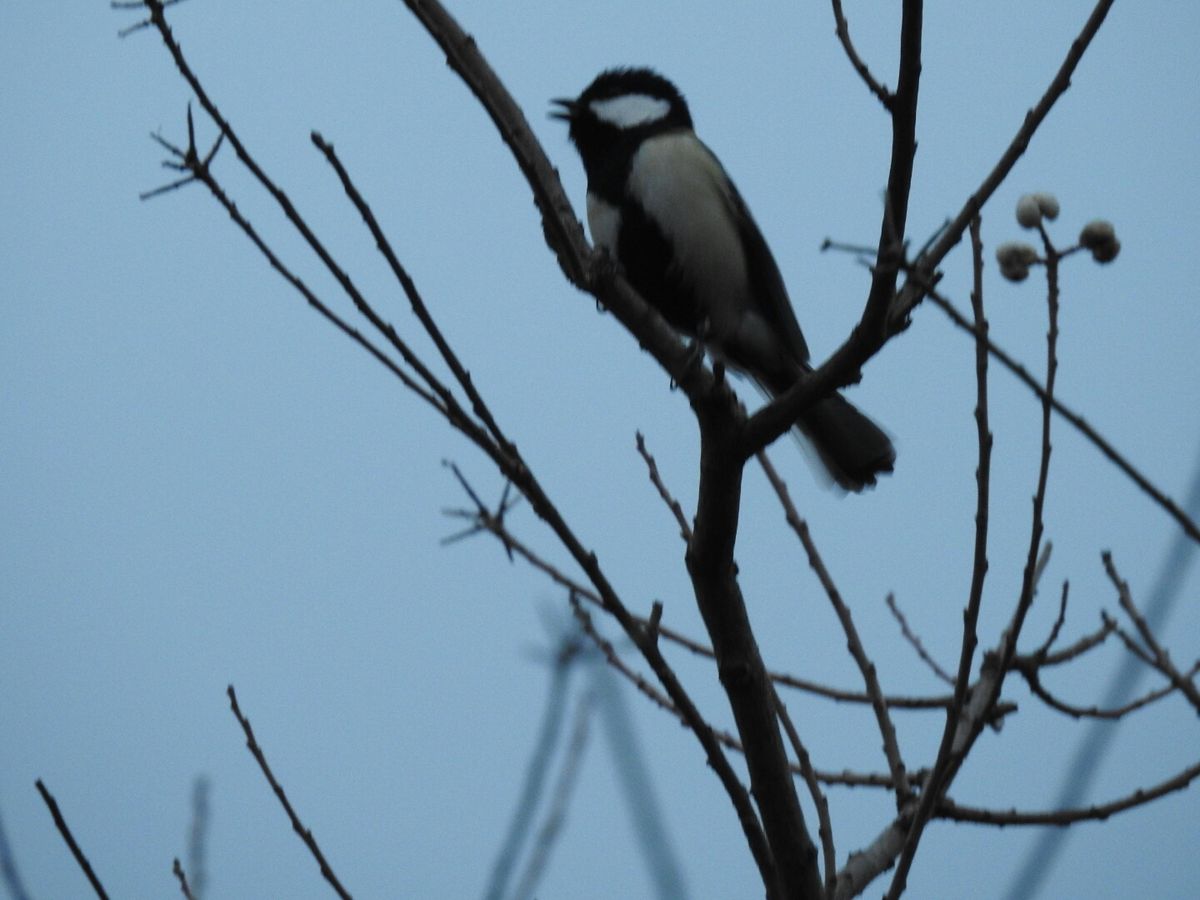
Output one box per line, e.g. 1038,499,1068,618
863,0,922,337
1002,223,1061,665
690,420,821,900
885,216,991,897
742,0,922,452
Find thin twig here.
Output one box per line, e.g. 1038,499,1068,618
927,289,1200,546
142,112,447,421
938,759,1200,825
887,214,992,898
636,431,692,543
153,29,479,439
172,858,196,900
34,780,110,899
1022,614,1114,667
1032,581,1071,659
226,686,353,900
743,0,924,454
885,593,954,685
565,595,774,875
829,0,892,109
1103,610,1159,668
466,503,1014,719
758,452,912,809
1018,660,1200,720
1104,553,1200,712
311,133,515,454
773,690,837,899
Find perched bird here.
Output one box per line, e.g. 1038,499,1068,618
552,67,894,491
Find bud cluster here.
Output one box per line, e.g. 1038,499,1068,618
996,193,1120,281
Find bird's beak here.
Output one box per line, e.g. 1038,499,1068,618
549,97,577,122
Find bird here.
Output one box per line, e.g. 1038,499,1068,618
551,67,895,491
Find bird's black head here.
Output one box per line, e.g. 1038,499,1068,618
552,68,692,178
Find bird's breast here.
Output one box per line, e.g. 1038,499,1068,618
625,133,750,337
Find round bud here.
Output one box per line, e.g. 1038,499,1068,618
1033,192,1060,220
1016,195,1043,229
996,241,1039,282
1092,238,1121,263
1079,220,1120,263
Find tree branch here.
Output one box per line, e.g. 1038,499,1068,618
227,686,353,899
35,780,110,899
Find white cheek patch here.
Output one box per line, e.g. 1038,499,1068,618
627,133,750,338
589,94,671,128
586,193,621,252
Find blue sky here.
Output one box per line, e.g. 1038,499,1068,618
2,2,1198,898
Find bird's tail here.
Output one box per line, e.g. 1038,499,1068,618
795,392,895,492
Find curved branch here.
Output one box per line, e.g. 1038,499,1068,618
937,759,1200,825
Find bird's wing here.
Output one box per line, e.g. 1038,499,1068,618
725,179,810,366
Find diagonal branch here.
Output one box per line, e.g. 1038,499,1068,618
1104,552,1200,712
927,289,1200,546
758,452,912,810
830,0,892,109
34,780,110,900
227,686,353,900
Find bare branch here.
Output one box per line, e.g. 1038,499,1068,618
172,858,196,900
885,215,992,898
893,0,1118,325
311,133,515,454
566,595,776,884
34,780,110,899
773,690,837,899
636,431,692,543
1019,659,1200,720
743,0,924,454
142,111,452,427
226,686,353,899
1026,613,1114,667
829,0,892,109
938,759,1200,825
463,503,1015,720
835,818,910,900
758,452,912,808
885,593,954,685
1032,580,1071,659
1104,553,1200,713
927,289,1200,546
